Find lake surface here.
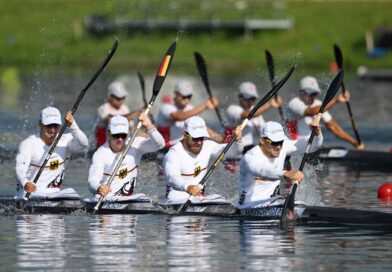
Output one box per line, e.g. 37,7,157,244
1,74,392,271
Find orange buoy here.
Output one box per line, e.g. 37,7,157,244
378,183,392,201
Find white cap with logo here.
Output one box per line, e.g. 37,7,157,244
239,82,259,99
300,76,321,95
175,80,193,96
40,106,62,125
108,115,129,135
108,81,128,98
183,116,209,138
259,121,288,142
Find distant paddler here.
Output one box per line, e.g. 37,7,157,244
286,76,364,150
224,81,282,154
156,80,222,148
88,114,165,201
15,106,89,200
163,116,242,203
237,119,322,208
94,81,143,149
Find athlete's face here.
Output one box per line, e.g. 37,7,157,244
259,137,284,158
300,91,318,106
108,133,127,152
182,132,205,155
239,95,256,109
174,91,192,109
40,123,60,145
108,94,126,109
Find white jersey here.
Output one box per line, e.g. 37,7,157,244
286,97,332,139
15,122,88,199
88,129,164,199
225,104,265,147
156,103,193,146
163,140,227,200
238,134,323,206
95,102,132,128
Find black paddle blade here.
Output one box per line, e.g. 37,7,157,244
152,41,176,97
137,71,148,108
249,65,295,119
280,183,298,226
319,69,344,113
333,44,343,69
194,52,211,93
265,49,275,86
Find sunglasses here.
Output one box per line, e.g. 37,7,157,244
109,132,128,140
180,94,192,100
185,132,205,142
112,95,126,101
44,124,60,129
263,137,284,147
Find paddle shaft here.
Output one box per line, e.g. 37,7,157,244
194,52,225,128
22,38,119,203
176,66,295,214
137,71,148,108
333,44,362,146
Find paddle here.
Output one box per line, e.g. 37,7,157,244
137,71,155,123
280,69,344,226
18,38,119,209
194,52,225,128
93,41,176,213
265,50,284,122
176,65,296,214
137,71,148,109
333,44,362,147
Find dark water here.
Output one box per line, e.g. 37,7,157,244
1,74,392,271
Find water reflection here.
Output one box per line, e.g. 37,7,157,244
88,215,138,271
165,216,216,271
16,215,66,270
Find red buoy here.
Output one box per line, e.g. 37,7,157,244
378,183,392,201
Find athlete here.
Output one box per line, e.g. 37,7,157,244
88,114,165,201
157,80,220,147
15,106,89,199
225,81,282,153
237,118,323,208
94,81,142,148
286,76,364,149
163,116,242,202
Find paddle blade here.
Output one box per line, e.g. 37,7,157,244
176,199,191,214
194,51,211,93
333,44,343,69
319,69,344,113
280,183,298,226
249,65,295,119
265,49,275,86
137,71,148,108
152,41,176,97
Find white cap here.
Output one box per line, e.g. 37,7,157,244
239,82,259,99
175,80,193,96
259,121,288,142
300,76,321,95
108,81,128,98
108,115,129,135
183,116,209,138
40,106,62,125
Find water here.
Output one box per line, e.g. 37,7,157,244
1,74,392,271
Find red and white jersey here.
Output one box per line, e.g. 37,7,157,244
156,103,193,147
238,135,323,206
15,122,88,199
286,97,332,139
225,104,265,147
95,102,131,128
163,140,227,200
88,130,164,199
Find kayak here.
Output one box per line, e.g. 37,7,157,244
316,147,392,171
1,198,392,227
